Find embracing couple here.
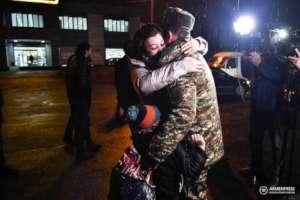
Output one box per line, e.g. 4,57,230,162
109,7,224,200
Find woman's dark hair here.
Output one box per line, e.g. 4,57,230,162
132,24,164,59
74,42,91,60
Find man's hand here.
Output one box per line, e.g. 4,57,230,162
181,38,201,55
191,134,205,151
288,48,300,69
182,57,203,73
248,51,262,67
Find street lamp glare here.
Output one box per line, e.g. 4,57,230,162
234,16,255,35
270,28,289,43
277,29,288,39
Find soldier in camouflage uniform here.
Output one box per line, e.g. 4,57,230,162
140,8,224,200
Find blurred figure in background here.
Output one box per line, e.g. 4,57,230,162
64,42,101,162
107,41,140,131
241,50,287,187
0,89,18,178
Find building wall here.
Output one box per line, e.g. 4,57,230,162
88,14,105,66
1,0,145,70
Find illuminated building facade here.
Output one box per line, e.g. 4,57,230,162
0,0,145,70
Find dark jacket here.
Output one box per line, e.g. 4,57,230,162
65,55,91,99
243,54,287,112
114,56,140,109
154,136,207,200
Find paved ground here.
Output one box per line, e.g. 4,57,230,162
0,70,299,200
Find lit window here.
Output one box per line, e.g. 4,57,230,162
78,17,83,30
124,21,129,32
11,13,44,28
16,13,23,27
104,18,129,32
63,16,69,29
59,16,87,30
108,19,112,31
33,14,39,28
118,21,122,32
28,14,33,27
73,17,78,30
83,18,87,30
120,20,125,32
22,14,28,27
104,19,108,31
11,13,17,27
68,17,73,29
38,15,44,28
59,16,63,28
105,48,125,60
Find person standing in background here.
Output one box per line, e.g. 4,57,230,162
241,51,287,187
0,89,18,178
64,42,101,162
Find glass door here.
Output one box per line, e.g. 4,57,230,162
14,47,47,67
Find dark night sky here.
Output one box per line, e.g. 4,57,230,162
47,0,300,28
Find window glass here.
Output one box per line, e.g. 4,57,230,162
108,19,112,31
73,17,78,29
11,13,44,28
83,18,87,30
63,16,69,29
104,19,108,31
33,14,39,27
59,16,63,28
78,17,83,30
124,21,129,32
28,14,33,27
120,20,125,32
11,13,17,27
38,15,44,28
16,13,23,27
104,19,129,32
105,48,125,60
68,17,73,29
58,16,87,30
22,14,28,27
112,20,116,32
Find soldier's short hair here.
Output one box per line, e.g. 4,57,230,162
162,7,195,39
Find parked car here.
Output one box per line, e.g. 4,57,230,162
208,51,251,102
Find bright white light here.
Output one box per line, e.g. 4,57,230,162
277,29,288,39
234,16,255,35
270,29,289,43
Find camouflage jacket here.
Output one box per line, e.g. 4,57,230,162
148,39,224,167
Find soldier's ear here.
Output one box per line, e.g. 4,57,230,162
165,31,173,44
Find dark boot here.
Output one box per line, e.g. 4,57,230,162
63,116,74,146
86,139,102,153
75,142,94,162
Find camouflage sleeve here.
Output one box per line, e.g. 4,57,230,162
159,40,185,65
148,75,198,163
194,36,208,56
159,37,208,65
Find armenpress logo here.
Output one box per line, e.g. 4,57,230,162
259,186,269,195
